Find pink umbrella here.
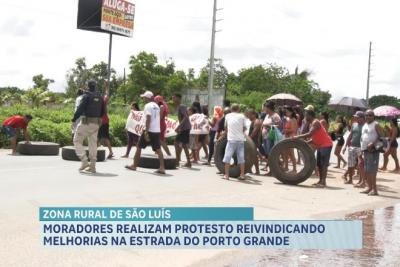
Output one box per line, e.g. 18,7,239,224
373,105,400,117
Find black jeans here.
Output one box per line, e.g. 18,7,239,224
208,130,217,162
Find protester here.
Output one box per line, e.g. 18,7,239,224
294,106,304,165
217,107,231,140
72,88,85,138
247,108,262,174
72,80,104,173
380,118,400,172
125,91,166,174
360,110,383,196
320,111,330,132
197,105,210,161
333,116,347,169
204,106,223,165
261,101,281,174
122,102,140,158
222,104,247,180
98,85,114,159
187,107,199,163
172,93,192,168
343,111,365,185
1,114,33,155
294,109,333,188
154,95,172,156
283,106,298,173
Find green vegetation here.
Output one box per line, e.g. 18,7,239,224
0,105,128,148
3,50,394,148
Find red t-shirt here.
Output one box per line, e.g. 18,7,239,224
311,120,333,148
2,116,28,129
102,95,109,125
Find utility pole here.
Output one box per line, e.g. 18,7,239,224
207,0,221,110
366,41,372,106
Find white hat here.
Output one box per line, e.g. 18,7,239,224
140,90,153,99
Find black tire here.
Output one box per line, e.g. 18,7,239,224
61,146,106,162
214,136,257,178
17,141,59,156
269,139,316,185
138,153,177,169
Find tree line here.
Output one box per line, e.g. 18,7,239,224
2,51,397,111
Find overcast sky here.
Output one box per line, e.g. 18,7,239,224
1,0,399,99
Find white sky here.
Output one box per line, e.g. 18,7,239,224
0,0,399,99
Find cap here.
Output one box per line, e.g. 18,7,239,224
304,105,314,111
154,95,164,103
140,90,154,99
353,111,365,118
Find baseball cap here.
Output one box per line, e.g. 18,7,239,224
353,111,365,118
140,90,154,99
304,105,314,111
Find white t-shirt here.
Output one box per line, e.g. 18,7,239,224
225,112,246,141
143,101,160,133
361,121,378,151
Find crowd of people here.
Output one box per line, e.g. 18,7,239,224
1,80,399,195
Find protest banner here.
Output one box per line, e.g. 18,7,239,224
189,114,210,135
126,111,178,137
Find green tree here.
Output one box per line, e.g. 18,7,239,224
368,95,400,109
128,51,175,96
197,59,229,89
32,74,54,90
66,57,91,97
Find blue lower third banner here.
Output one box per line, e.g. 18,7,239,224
39,207,362,249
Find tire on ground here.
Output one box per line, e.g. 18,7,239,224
214,136,257,178
269,139,316,185
17,141,59,156
61,146,106,162
138,153,177,169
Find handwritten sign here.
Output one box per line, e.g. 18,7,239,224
126,111,179,137
189,114,210,135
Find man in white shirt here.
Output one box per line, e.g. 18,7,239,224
125,91,166,174
223,104,247,180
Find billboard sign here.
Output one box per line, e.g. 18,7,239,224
101,0,135,37
77,0,134,37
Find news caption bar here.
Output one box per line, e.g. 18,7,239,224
40,207,362,249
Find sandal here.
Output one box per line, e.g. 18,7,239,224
368,191,379,196
222,175,229,180
239,176,246,180
154,169,166,175
107,153,114,159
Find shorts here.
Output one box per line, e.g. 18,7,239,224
317,146,332,170
262,138,274,156
337,136,345,146
223,141,245,165
198,134,208,143
139,132,161,151
348,147,361,168
1,126,16,139
189,135,197,150
364,151,379,173
98,123,110,139
391,139,398,148
175,129,190,145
